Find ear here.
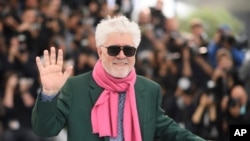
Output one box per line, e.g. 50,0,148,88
97,47,102,59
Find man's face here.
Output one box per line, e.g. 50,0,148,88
218,56,233,71
97,33,136,78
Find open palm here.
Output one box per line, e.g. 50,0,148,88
36,47,73,95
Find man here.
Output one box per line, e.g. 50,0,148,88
32,15,205,141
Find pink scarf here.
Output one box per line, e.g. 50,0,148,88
91,60,142,141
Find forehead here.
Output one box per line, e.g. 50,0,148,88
231,87,246,98
218,55,232,62
105,32,134,46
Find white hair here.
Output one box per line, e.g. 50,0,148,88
95,15,141,48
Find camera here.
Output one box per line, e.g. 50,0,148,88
168,31,187,48
219,34,236,46
219,33,249,49
47,17,55,22
17,34,28,53
203,80,221,101
234,34,249,49
228,97,240,107
164,52,181,60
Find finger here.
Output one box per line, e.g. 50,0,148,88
50,47,56,65
44,50,50,67
63,66,73,79
36,56,44,73
57,49,63,67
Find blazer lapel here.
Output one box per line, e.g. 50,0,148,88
89,77,103,105
134,78,146,134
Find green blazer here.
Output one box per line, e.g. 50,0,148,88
32,71,205,141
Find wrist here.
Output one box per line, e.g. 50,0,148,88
42,88,59,95
40,91,58,102
5,88,15,95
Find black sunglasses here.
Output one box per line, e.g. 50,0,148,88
103,45,136,57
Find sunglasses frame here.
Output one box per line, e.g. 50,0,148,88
102,45,137,57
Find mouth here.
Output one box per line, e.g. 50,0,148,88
113,62,128,66
113,59,129,66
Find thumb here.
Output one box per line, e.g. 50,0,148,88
63,66,73,79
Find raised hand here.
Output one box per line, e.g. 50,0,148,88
36,47,73,95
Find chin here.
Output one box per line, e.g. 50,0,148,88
103,63,132,78
110,69,130,78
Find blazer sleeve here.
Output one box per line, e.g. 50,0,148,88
154,85,206,141
31,79,73,137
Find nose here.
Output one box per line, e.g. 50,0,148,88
116,48,126,58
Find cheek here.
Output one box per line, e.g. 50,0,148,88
97,48,109,60
128,57,135,64
100,55,115,66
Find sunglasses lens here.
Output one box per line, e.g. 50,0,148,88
107,46,121,56
107,45,136,57
123,46,136,57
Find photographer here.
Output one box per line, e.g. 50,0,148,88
1,71,39,141
219,85,250,141
16,8,40,54
164,18,213,90
211,48,242,100
208,48,243,141
207,24,245,69
72,33,98,75
191,90,218,141
189,18,209,56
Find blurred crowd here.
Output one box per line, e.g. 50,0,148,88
0,0,249,141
